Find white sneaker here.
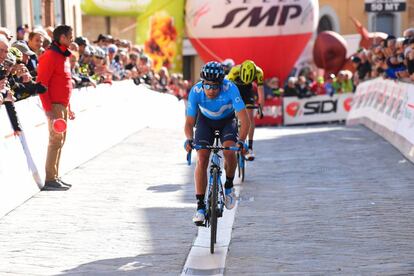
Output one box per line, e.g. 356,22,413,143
245,150,255,161
192,209,206,225
224,188,236,210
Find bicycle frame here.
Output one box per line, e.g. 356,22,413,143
192,139,239,225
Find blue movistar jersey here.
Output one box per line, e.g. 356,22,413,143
186,79,245,120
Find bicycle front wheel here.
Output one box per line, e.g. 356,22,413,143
210,167,219,254
239,153,245,182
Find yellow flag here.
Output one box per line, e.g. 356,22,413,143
136,0,184,73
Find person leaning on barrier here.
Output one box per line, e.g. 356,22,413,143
0,35,23,134
74,36,90,58
69,51,96,88
26,30,46,76
133,54,153,86
37,25,75,191
296,75,313,98
0,68,22,134
91,46,112,84
283,77,298,97
12,40,37,77
6,47,47,102
78,45,95,78
264,77,282,98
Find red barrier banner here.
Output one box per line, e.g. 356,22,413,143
254,98,283,126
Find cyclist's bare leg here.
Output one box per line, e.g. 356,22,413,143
247,109,255,143
195,149,210,194
223,140,237,178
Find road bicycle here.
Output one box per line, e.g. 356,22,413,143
187,130,240,254
236,104,262,181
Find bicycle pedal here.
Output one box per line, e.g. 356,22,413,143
194,221,206,227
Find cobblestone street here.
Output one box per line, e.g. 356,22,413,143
0,125,413,275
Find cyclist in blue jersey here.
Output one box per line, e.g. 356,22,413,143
184,61,250,225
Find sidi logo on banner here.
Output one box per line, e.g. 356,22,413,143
283,94,353,125
286,99,339,117
304,99,338,115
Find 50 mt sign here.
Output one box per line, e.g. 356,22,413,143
365,0,406,12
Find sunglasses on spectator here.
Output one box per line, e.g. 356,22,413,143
203,83,220,90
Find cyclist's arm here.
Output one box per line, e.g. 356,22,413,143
256,67,265,107
184,115,196,140
236,109,249,141
257,85,265,108
184,86,198,140
228,81,250,140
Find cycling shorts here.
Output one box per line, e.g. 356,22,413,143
195,112,238,146
236,83,255,106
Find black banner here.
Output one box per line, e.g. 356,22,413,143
365,1,406,12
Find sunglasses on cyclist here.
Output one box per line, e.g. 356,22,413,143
203,82,220,90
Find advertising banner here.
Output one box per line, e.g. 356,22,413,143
396,97,414,145
81,0,185,73
348,78,414,145
185,0,318,83
137,0,185,73
81,0,151,16
283,94,353,125
254,98,283,126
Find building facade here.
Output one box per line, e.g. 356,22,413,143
318,0,413,36
0,0,82,37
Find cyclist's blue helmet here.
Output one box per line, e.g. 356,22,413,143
200,61,225,83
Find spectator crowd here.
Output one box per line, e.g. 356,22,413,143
260,27,414,100
2,23,414,131
0,24,191,134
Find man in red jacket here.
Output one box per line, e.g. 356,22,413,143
37,25,74,191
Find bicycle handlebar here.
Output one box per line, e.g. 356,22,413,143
186,144,240,166
192,144,240,151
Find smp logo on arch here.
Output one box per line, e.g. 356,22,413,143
213,2,303,28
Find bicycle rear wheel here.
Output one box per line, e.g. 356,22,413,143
210,168,218,254
237,152,241,178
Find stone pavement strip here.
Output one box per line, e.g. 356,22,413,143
0,127,197,276
226,125,414,275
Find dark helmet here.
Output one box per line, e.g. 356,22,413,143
200,61,225,83
74,36,89,46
